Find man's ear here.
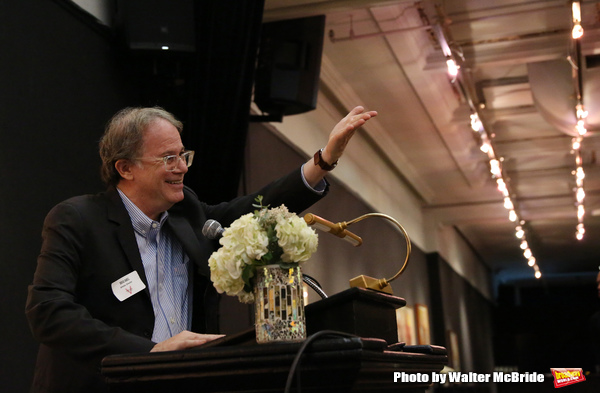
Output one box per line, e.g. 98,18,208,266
115,159,135,181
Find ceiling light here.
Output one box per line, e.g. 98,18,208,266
446,58,459,77
576,187,585,203
528,257,536,267
515,226,524,239
572,1,583,39
490,159,501,176
496,178,509,197
509,210,517,222
523,248,532,259
577,204,585,220
576,121,587,135
503,197,514,210
572,23,584,39
572,1,582,22
576,223,585,241
470,113,482,132
576,103,588,119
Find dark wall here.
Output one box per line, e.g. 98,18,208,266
428,253,495,376
0,0,264,391
495,280,599,373
0,1,138,391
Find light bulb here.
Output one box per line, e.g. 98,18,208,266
504,197,514,210
572,23,584,39
470,113,482,132
572,1,582,21
576,104,588,119
446,58,459,77
490,159,501,176
577,204,585,220
576,187,585,203
515,226,524,239
497,178,508,196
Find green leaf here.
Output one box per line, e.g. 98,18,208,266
241,264,256,292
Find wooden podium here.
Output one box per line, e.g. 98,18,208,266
102,288,447,392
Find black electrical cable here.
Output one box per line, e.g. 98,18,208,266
283,330,357,393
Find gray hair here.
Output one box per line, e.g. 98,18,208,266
99,107,183,186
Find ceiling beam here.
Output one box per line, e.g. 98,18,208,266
263,0,411,22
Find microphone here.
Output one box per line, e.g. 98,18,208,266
303,213,363,246
202,219,224,239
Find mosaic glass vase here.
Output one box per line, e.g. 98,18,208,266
253,264,306,343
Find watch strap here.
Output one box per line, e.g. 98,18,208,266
313,148,338,171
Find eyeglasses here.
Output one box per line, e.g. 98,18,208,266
137,150,195,172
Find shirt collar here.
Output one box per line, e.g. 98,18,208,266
117,188,169,237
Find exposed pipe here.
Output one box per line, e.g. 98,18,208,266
329,24,431,43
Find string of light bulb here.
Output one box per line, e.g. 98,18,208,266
470,110,541,279
433,11,542,279
571,1,586,241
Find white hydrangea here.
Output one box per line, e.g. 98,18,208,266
208,213,268,302
207,202,319,304
276,215,318,263
219,213,269,263
208,247,245,297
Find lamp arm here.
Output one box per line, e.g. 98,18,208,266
304,211,412,294
342,212,412,289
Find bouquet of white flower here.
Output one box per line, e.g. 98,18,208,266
208,196,318,303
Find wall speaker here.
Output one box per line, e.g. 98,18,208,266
115,0,195,52
254,15,326,116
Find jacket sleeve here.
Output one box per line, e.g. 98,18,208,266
203,166,329,227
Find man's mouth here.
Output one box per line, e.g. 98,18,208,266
167,180,183,185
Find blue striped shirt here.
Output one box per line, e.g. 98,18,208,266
117,189,191,343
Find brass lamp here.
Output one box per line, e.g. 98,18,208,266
304,212,411,294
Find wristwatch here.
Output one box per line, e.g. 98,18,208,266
313,148,338,171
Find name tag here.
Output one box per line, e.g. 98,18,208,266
111,271,146,302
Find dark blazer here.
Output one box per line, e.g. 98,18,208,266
25,168,327,393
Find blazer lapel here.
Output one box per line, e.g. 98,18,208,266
105,188,151,295
167,214,211,278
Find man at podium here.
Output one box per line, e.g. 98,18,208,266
25,105,376,393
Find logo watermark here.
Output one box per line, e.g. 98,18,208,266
550,368,585,388
393,371,544,384
393,369,588,388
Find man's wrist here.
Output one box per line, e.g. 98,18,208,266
313,148,338,171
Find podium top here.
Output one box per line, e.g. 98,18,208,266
102,335,447,393
306,287,407,312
